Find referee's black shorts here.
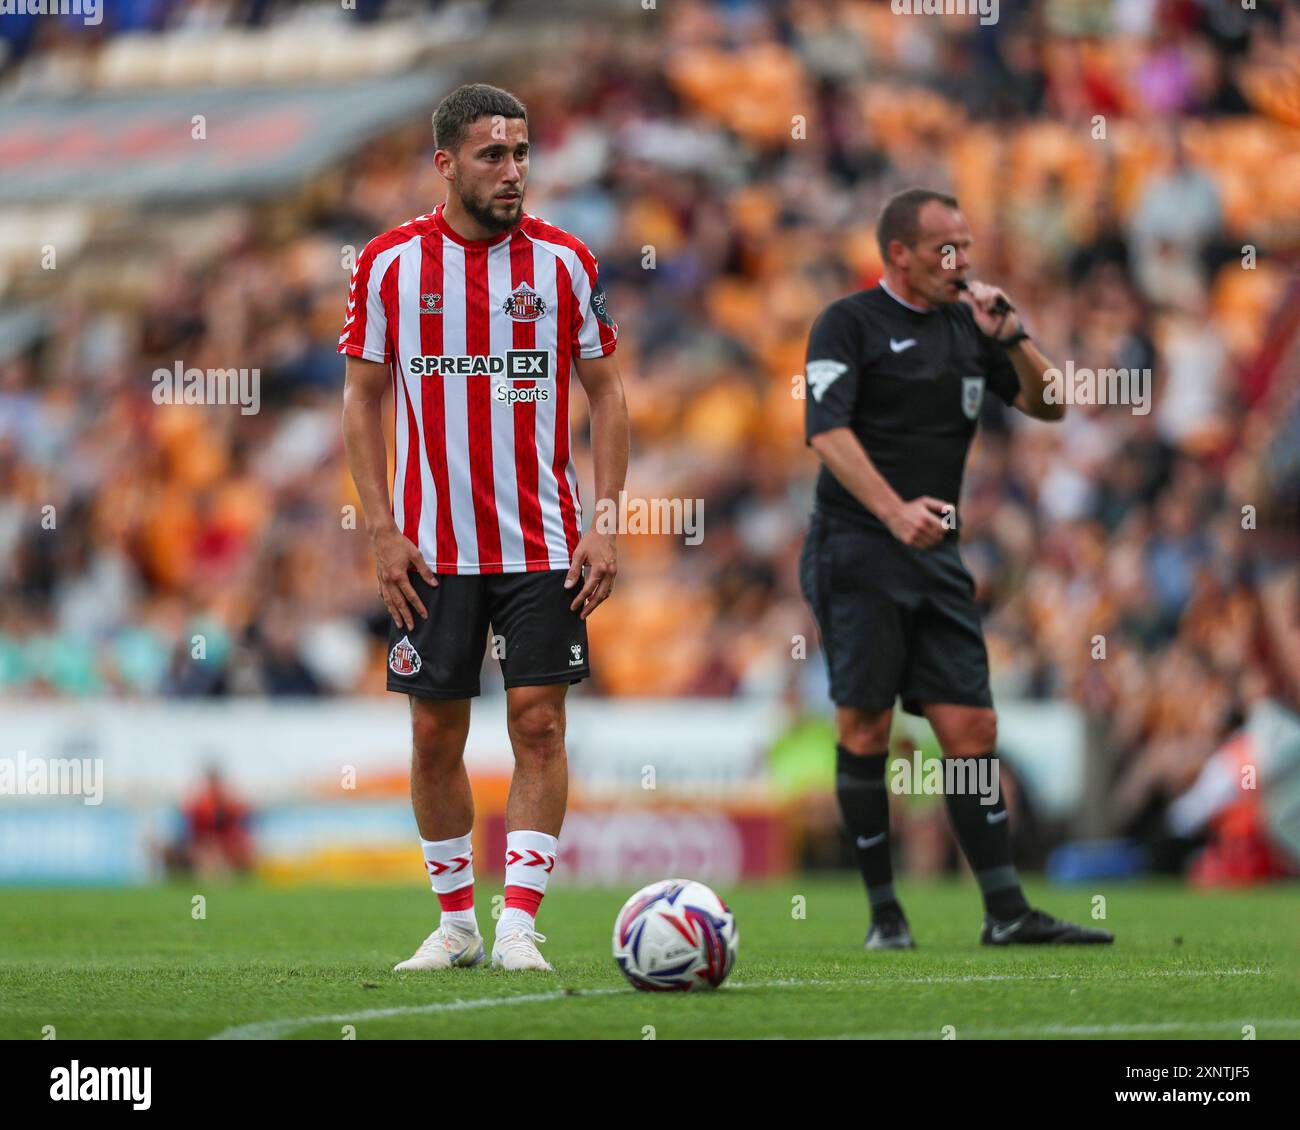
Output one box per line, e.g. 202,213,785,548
798,511,993,717
385,570,590,699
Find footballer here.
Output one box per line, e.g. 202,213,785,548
340,83,629,972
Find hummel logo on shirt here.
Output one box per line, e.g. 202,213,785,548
889,338,918,353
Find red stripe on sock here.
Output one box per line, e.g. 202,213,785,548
504,885,544,915
438,884,475,912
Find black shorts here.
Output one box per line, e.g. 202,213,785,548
386,570,590,699
798,511,993,717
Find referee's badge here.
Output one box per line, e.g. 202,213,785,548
389,636,422,677
962,376,985,420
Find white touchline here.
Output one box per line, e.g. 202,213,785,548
208,968,1266,1040
768,1018,1300,1040
209,989,625,1040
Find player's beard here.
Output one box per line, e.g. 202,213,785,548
459,184,524,234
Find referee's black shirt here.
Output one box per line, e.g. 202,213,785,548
804,282,1021,535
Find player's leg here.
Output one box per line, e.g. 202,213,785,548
922,702,1029,920
799,513,916,950
489,569,588,971
410,693,480,931
410,696,474,843
489,682,568,971
924,702,1111,943
836,705,915,950
505,682,568,837
909,546,1112,944
388,573,492,970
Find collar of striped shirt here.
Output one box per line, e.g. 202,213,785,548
433,201,520,248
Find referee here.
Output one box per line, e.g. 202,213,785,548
799,188,1113,949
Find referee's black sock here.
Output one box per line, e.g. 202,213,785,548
834,745,905,925
942,755,1030,922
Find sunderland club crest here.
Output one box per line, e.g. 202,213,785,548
389,635,422,676
503,282,546,322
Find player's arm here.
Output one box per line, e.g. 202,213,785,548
810,430,948,549
1003,333,1064,420
569,352,629,619
960,280,1065,421
805,305,948,549
341,354,435,631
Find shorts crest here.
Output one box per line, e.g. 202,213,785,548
389,635,422,676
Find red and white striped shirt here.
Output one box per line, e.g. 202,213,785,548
339,202,618,574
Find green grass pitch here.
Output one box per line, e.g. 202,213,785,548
1,878,1296,1040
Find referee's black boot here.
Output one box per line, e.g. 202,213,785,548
980,908,1114,946
865,918,916,951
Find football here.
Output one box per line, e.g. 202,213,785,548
611,879,739,992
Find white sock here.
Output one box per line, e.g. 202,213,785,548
500,829,558,933
498,906,536,933
440,908,478,932
420,833,477,932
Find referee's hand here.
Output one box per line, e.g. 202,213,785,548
958,279,1021,340
885,496,950,550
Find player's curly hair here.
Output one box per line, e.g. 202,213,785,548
433,83,528,154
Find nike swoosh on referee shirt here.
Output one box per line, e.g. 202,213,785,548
856,832,888,849
889,338,918,353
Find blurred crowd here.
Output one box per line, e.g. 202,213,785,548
2,0,1299,856
0,0,500,70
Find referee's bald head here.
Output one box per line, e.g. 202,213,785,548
876,188,972,308
876,188,960,262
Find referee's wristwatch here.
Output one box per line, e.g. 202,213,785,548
998,326,1030,348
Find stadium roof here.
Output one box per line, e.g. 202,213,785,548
0,70,442,205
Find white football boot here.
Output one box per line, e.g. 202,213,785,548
393,923,485,971
490,927,554,971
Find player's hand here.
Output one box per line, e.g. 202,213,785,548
565,529,617,620
371,525,435,631
884,496,950,549
958,279,1021,341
